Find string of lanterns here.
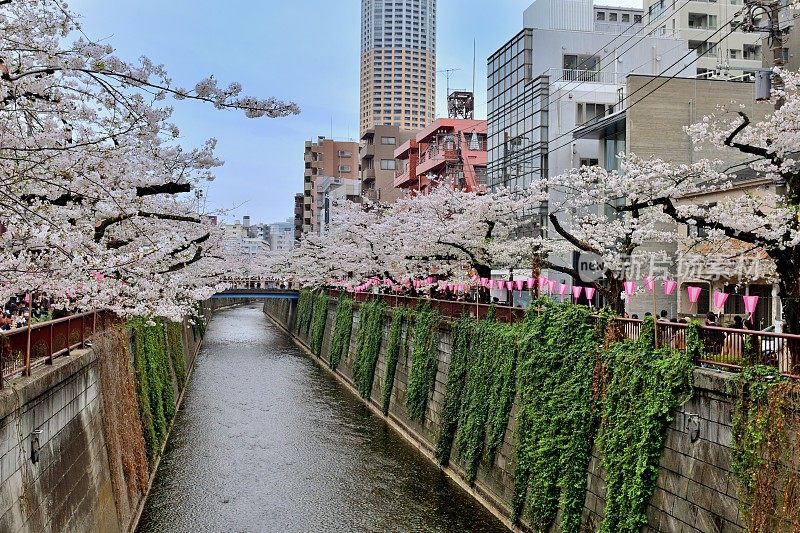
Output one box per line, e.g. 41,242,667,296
345,274,760,320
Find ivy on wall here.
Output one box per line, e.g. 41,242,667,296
166,321,187,390
512,300,599,532
329,296,354,370
296,289,314,336
436,314,474,466
352,300,387,399
129,317,180,463
309,293,330,356
455,316,517,484
597,317,694,533
405,305,441,423
382,307,409,416
729,365,800,532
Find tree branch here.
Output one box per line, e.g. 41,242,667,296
136,182,191,197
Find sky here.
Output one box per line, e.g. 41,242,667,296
72,0,641,224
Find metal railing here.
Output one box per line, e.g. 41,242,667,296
547,68,620,84
0,310,118,386
326,290,800,377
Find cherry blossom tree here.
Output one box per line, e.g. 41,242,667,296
0,0,299,319
537,157,725,312
541,68,800,330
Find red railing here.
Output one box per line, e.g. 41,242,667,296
0,310,117,386
326,290,800,378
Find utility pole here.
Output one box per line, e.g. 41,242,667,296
742,0,789,109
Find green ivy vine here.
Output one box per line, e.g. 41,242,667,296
597,316,694,533
309,293,330,356
512,299,599,532
455,316,517,484
329,296,354,370
435,314,474,465
352,300,387,399
128,317,179,463
405,305,440,423
382,307,409,415
728,364,800,532
296,289,314,336
166,321,187,390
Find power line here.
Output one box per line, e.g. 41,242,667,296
542,0,696,112
543,14,743,155
496,14,744,184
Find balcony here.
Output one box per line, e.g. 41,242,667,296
360,143,375,159
362,167,376,181
547,68,620,84
394,166,415,188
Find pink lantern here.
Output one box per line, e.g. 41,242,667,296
515,279,524,291
663,279,677,295
572,286,583,301
426,277,434,284
558,283,568,299
623,281,636,297
547,279,556,293
644,276,655,292
527,277,535,289
585,287,596,301
481,277,489,288
743,295,759,320
538,275,548,289
687,285,702,304
506,281,514,291
712,290,729,311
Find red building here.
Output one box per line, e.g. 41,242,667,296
394,118,487,194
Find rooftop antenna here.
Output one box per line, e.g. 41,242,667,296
472,38,476,97
437,67,461,99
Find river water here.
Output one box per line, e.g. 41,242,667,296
137,305,507,533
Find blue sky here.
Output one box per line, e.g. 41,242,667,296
72,0,638,223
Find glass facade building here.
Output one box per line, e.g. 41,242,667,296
486,30,549,191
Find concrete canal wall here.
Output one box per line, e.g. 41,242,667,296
0,298,245,533
264,297,746,533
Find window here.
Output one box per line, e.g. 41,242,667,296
381,136,397,145
596,11,605,21
622,13,630,22
338,164,351,172
338,150,352,157
563,54,600,79
580,158,599,167
609,12,618,21
380,159,397,170
634,14,642,23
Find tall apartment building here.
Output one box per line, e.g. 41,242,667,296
360,124,417,203
643,0,762,78
359,0,437,135
302,137,359,236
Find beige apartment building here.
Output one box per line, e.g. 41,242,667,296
302,137,359,236
643,0,762,78
359,124,417,203
359,0,436,135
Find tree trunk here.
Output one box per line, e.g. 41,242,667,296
604,276,625,316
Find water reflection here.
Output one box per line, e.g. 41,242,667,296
138,305,507,533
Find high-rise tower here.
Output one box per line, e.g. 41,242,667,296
360,0,436,136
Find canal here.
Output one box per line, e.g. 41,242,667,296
137,305,507,532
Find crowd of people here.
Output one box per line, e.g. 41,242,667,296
1,295,58,331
